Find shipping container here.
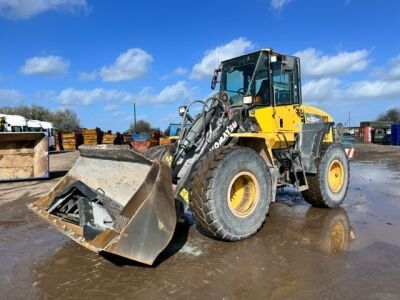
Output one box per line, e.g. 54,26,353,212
391,124,400,146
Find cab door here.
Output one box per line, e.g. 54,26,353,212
270,61,302,133
253,57,302,135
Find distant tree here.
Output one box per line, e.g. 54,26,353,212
0,104,52,120
127,119,152,134
163,125,170,136
0,105,81,131
52,109,81,131
377,108,400,123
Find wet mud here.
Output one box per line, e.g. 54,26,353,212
0,146,399,299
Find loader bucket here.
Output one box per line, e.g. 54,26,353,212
29,145,176,265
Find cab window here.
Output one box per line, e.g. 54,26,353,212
226,69,245,106
272,58,300,105
273,70,292,105
254,70,270,106
11,126,23,132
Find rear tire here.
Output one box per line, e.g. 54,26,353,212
302,143,349,208
189,146,272,241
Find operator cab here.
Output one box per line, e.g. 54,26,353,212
213,49,302,108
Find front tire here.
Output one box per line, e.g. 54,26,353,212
189,146,272,241
302,143,349,208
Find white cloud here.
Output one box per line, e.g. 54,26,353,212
55,88,133,105
174,67,188,76
104,104,119,112
0,89,25,104
294,48,370,78
346,80,400,100
160,67,188,80
301,53,400,105
191,38,255,80
112,111,123,117
100,48,153,82
52,81,193,106
387,54,400,79
48,81,196,107
137,81,195,104
79,71,97,81
302,77,400,105
270,0,292,11
0,0,87,20
20,55,69,76
302,78,341,103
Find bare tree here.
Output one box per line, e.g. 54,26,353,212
52,109,81,131
0,105,81,131
0,104,52,120
163,124,170,136
127,119,152,134
377,108,400,123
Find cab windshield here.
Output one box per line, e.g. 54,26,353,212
220,51,269,107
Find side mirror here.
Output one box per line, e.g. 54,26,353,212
178,106,187,116
211,67,221,90
282,56,295,72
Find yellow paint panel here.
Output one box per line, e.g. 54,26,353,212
180,188,189,203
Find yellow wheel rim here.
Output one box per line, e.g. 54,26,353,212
227,172,259,218
328,159,344,193
329,221,346,252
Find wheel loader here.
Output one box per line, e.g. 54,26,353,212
30,49,349,265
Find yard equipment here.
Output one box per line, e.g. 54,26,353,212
30,49,349,264
160,123,183,145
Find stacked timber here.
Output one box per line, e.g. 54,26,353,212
103,133,116,144
123,134,133,144
62,132,78,150
82,128,102,145
159,136,170,145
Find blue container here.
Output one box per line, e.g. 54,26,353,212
132,133,150,141
169,124,181,136
391,124,400,146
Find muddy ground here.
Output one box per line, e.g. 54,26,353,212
1,144,399,299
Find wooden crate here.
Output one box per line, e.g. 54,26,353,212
0,132,49,181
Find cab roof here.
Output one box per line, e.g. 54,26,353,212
220,48,293,64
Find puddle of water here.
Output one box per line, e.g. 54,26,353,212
344,162,400,251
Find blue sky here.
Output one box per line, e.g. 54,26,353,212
0,0,400,131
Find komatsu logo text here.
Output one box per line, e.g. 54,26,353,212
210,121,238,150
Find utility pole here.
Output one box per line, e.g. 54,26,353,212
346,112,355,128
132,98,136,133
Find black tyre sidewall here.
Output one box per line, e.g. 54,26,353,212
319,145,349,207
207,148,271,238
